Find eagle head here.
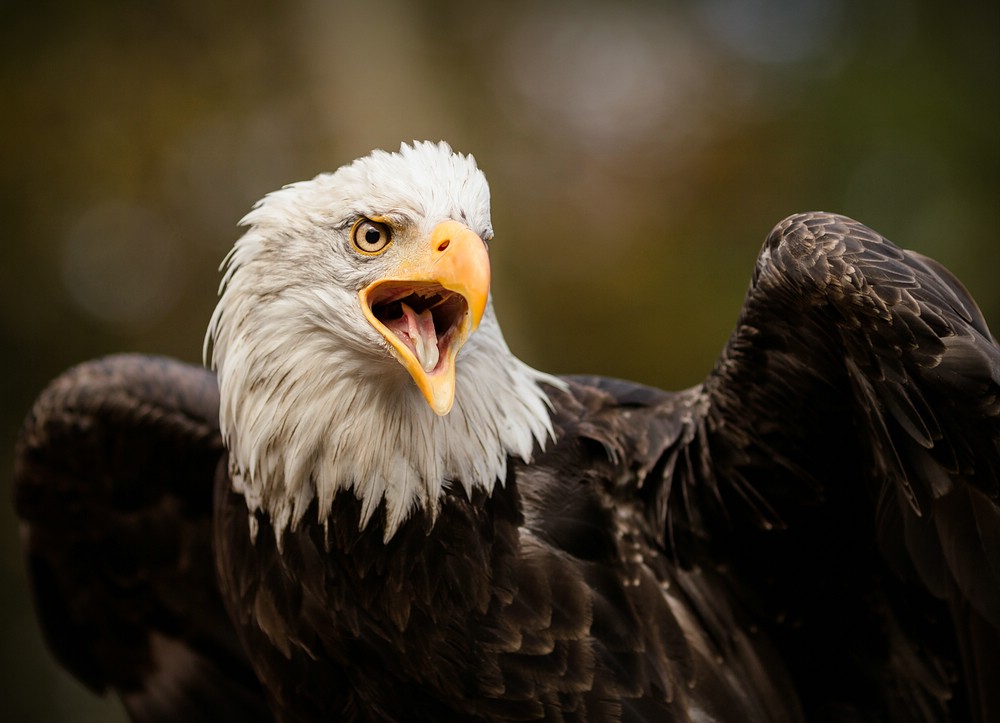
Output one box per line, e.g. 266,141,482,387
206,142,559,542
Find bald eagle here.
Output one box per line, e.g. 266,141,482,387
15,142,999,722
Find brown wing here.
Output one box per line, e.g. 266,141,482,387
657,213,999,721
14,354,270,722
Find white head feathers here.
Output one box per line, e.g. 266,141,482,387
206,141,560,543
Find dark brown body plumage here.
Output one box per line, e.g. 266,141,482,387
14,214,1000,721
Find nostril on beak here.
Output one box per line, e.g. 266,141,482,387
437,239,450,252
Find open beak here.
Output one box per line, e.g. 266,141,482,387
360,220,490,415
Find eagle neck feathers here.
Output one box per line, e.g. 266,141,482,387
210,278,558,545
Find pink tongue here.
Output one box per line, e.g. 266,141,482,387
386,302,440,372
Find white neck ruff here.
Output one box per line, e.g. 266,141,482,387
210,296,560,543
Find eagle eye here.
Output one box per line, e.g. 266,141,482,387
351,218,392,255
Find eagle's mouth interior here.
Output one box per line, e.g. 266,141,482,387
368,282,468,374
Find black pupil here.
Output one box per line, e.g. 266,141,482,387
365,227,382,245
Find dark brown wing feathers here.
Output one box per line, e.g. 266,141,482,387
671,213,999,721
14,355,269,723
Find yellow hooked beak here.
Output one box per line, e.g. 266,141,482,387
360,220,490,415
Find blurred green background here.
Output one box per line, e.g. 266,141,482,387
2,0,996,720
